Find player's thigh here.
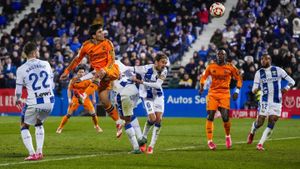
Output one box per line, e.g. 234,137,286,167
143,99,155,115
98,89,111,107
83,98,95,113
35,103,54,123
153,96,164,114
206,95,218,111
22,105,37,125
218,95,230,110
117,94,134,116
68,97,79,112
258,102,270,116
268,103,282,117
105,64,120,81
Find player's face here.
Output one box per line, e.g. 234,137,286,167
217,50,226,64
77,69,85,78
94,28,105,41
261,55,271,68
155,58,168,71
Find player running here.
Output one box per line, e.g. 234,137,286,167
60,24,123,138
56,65,102,134
200,49,242,150
15,42,55,160
247,54,295,150
128,53,169,154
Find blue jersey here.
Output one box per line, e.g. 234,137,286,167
253,66,295,104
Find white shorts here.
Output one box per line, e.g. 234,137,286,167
143,96,164,115
116,93,139,117
21,103,54,125
258,102,282,117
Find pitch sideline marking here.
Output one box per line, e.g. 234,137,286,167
1,136,300,167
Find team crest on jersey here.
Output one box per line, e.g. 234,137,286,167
271,70,277,77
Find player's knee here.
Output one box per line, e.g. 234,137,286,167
130,115,137,122
66,114,72,118
155,122,161,128
21,124,29,130
90,113,96,117
222,116,229,122
267,122,275,129
207,113,214,121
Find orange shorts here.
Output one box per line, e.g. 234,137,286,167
98,63,120,92
68,96,95,113
206,93,230,110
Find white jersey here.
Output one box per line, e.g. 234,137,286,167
253,66,295,105
134,64,168,99
16,58,55,105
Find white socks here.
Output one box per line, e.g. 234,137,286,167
130,116,143,140
259,127,272,145
250,121,257,134
143,120,154,139
149,123,161,148
21,129,35,155
35,125,45,154
125,124,139,150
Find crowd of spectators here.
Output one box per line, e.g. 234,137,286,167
0,0,216,91
168,0,300,93
0,0,30,29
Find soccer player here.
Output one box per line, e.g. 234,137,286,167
247,54,295,150
56,65,102,134
15,42,55,160
112,60,146,154
199,49,242,150
129,53,169,154
60,24,123,138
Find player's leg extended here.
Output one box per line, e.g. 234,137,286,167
100,89,123,138
20,105,37,160
148,112,163,154
206,95,218,150
57,99,78,133
84,98,102,132
219,107,232,149
257,115,278,150
131,115,144,143
78,77,101,104
247,115,266,144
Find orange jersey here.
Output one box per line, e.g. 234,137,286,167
200,63,242,95
69,78,91,93
66,38,115,73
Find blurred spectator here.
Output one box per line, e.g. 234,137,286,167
168,72,180,88
179,73,193,88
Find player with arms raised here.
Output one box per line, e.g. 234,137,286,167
247,54,295,150
200,49,242,150
60,24,123,138
15,42,55,160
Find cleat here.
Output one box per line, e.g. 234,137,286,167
116,124,123,138
140,144,146,152
147,146,153,154
36,153,43,160
138,137,147,146
56,128,63,134
74,90,86,104
247,133,254,144
129,149,142,154
24,154,38,161
94,125,103,133
256,143,264,151
226,135,232,149
208,141,216,150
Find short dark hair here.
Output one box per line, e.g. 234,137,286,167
89,24,103,37
75,64,86,73
23,42,37,56
155,52,168,62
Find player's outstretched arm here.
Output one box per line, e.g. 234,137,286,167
199,66,210,95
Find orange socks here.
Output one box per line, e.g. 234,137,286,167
206,120,214,141
84,83,98,96
223,121,231,136
58,115,69,129
91,114,99,126
105,105,119,121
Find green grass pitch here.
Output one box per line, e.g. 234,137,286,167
0,116,300,169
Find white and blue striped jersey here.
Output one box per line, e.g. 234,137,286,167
252,66,295,104
16,58,55,105
134,64,168,99
113,70,139,96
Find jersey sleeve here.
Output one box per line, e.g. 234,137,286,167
231,65,243,88
252,71,260,93
159,68,168,80
64,43,87,74
134,65,149,75
15,67,24,86
278,67,296,87
103,40,115,73
46,62,55,89
200,65,211,85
